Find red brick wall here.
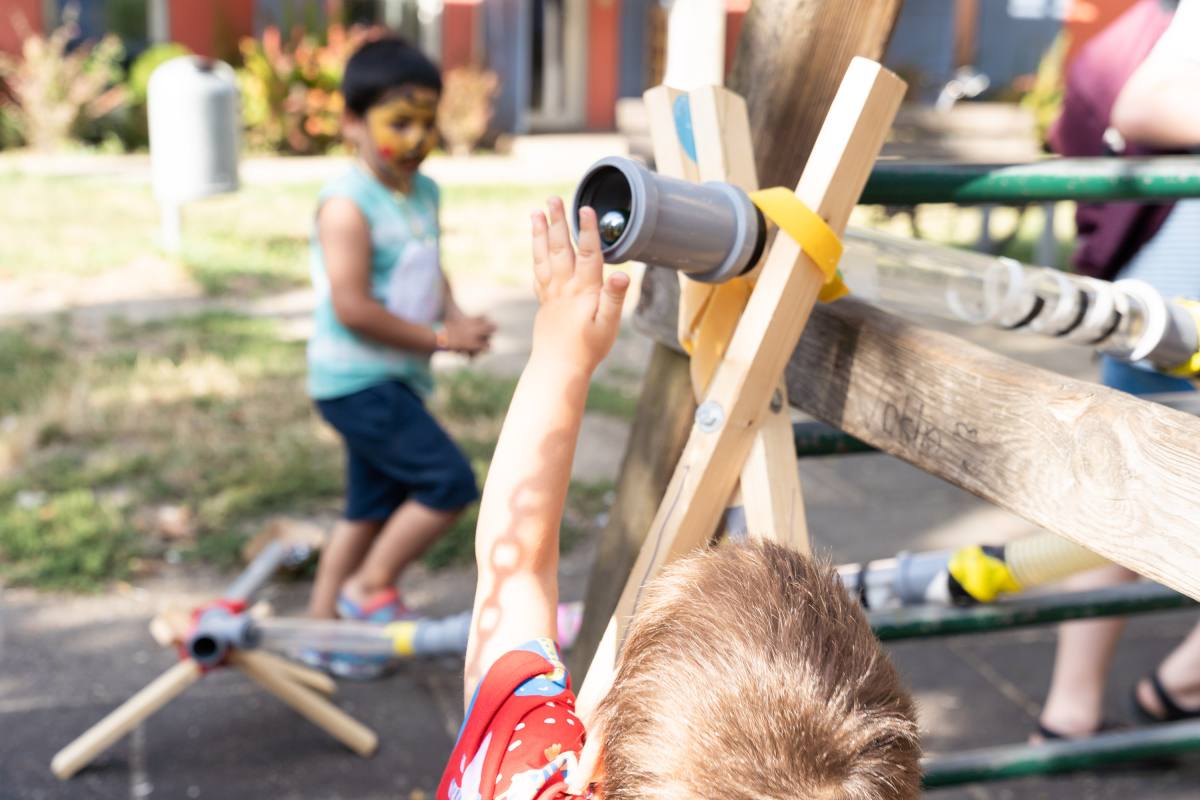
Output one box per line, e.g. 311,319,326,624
441,0,483,71
724,0,751,79
0,0,43,56
169,0,255,61
587,0,620,129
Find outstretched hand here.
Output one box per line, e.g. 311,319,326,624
529,197,630,373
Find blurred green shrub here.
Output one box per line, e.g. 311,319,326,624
0,11,127,151
238,23,381,155
1021,32,1067,149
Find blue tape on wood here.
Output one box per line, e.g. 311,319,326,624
672,94,698,163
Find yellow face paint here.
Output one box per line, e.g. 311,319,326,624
365,89,440,172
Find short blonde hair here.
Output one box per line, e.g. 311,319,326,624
593,539,920,799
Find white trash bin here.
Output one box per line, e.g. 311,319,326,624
147,56,241,251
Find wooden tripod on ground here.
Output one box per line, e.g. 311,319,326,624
574,59,907,713
51,536,377,780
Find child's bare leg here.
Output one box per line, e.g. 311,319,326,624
1136,620,1200,716
308,519,382,618
342,499,462,603
1038,564,1139,736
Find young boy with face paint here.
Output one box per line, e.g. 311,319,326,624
305,37,496,677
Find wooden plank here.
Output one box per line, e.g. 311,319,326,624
575,0,905,710
567,343,694,677
232,651,378,756
569,86,703,677
729,0,904,193
644,84,699,184
633,281,1200,602
576,59,906,716
51,660,203,779
688,84,809,551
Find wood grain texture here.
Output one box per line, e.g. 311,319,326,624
788,299,1200,601
687,84,809,552
567,344,695,677
729,0,904,193
635,283,1200,602
577,60,906,710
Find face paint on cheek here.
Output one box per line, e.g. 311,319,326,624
366,96,439,169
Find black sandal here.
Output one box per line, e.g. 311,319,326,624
1035,719,1122,742
1133,672,1200,724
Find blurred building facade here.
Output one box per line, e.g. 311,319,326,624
0,0,1151,133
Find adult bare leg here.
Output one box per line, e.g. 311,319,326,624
1037,564,1140,738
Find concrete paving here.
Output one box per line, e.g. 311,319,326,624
4,450,1198,798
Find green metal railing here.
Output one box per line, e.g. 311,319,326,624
870,582,1195,642
862,156,1200,205
791,420,873,457
923,719,1200,787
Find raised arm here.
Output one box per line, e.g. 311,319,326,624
462,198,629,706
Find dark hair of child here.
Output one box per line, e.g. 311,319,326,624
341,37,443,117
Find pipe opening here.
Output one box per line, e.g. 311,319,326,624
575,165,633,253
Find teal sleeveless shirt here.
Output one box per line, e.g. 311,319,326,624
307,166,443,400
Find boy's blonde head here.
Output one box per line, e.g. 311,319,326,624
593,540,920,799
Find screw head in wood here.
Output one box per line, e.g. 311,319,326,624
695,401,725,432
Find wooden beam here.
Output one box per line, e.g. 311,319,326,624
576,59,906,716
567,343,695,677
572,0,906,707
729,0,904,193
687,84,809,552
633,277,1200,602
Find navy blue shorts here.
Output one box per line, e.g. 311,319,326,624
316,380,479,521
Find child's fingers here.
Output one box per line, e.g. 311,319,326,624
544,197,575,282
573,206,604,287
531,211,551,287
596,271,630,330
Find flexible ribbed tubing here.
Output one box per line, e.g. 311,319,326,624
1005,532,1110,588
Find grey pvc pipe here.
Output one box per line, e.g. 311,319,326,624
223,540,289,603
572,156,766,283
187,607,256,667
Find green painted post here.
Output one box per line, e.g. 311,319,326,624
862,156,1200,205
870,582,1195,641
792,420,875,457
923,719,1200,787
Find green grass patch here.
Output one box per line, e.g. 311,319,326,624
437,369,638,422
0,325,69,415
1,311,622,588
2,312,344,584
0,489,137,591
0,170,577,295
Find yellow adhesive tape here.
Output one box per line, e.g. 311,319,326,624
677,186,848,396
749,187,849,301
1165,298,1200,378
947,545,1023,604
386,620,417,656
685,277,752,395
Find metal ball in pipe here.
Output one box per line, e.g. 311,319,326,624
571,156,767,283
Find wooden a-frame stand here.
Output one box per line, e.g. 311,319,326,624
51,533,377,780
576,59,907,714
